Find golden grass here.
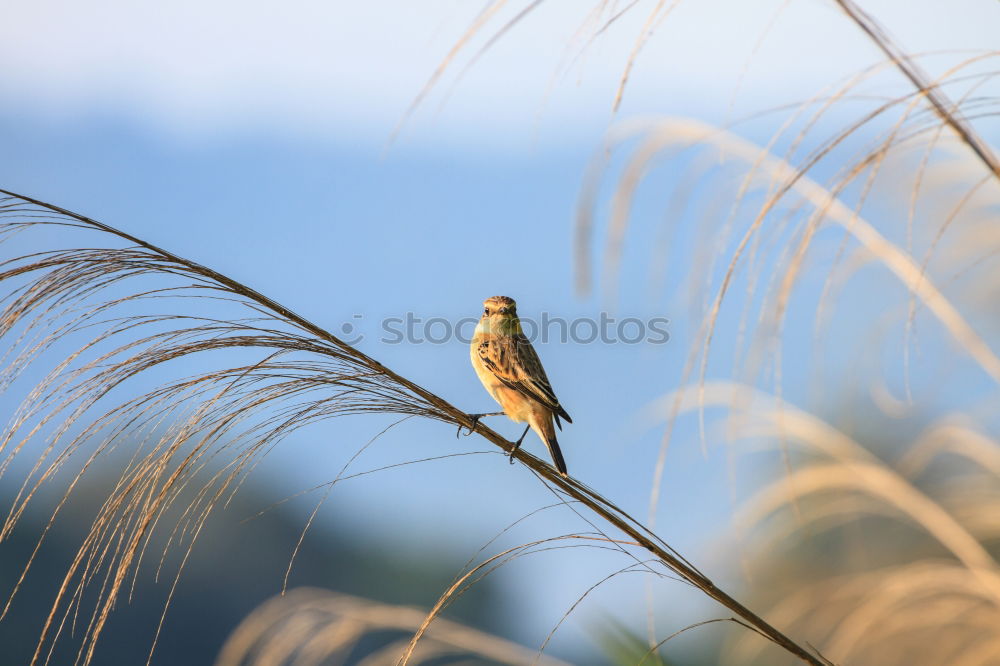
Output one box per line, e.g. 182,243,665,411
0,190,831,665
635,380,1000,664
216,587,574,666
4,2,1000,664
563,8,1000,660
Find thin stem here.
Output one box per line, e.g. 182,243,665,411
833,0,1000,180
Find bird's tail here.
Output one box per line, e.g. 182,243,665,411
545,435,568,477
531,414,569,477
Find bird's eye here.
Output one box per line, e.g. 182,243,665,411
484,308,489,315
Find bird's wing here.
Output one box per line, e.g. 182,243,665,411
477,333,572,424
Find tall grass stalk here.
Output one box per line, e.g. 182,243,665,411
0,189,830,665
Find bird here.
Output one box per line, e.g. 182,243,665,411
464,295,572,476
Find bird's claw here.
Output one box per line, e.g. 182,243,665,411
456,414,483,438
457,412,502,437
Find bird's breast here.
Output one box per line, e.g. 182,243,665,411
470,333,503,401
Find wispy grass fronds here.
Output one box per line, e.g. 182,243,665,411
646,382,1000,572
575,54,1000,530
641,381,1000,665
832,0,1000,179
0,190,468,666
578,97,1000,381
0,190,830,665
731,562,1000,666
216,586,573,666
394,1,689,136
420,3,1000,664
403,533,663,665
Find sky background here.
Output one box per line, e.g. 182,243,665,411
1,1,998,662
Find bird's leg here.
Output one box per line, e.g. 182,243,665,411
508,425,530,464
456,411,505,437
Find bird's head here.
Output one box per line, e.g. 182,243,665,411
479,295,521,335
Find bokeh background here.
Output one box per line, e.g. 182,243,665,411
2,1,999,664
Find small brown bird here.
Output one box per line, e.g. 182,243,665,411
465,295,572,476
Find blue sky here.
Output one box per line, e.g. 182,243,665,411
2,0,999,659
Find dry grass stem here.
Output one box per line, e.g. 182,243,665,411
0,190,829,665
